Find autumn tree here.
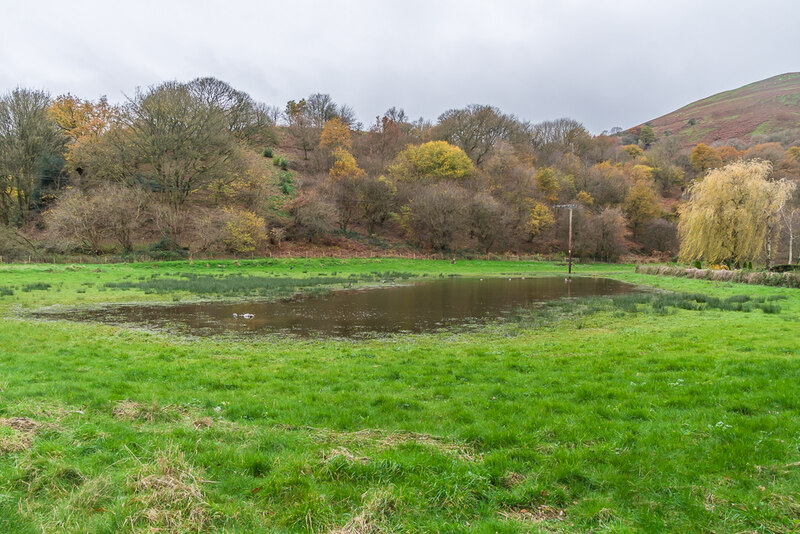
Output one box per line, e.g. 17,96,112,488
534,167,560,204
360,109,415,173
525,202,555,239
49,94,123,181
689,143,722,173
44,188,106,253
319,117,352,152
329,149,364,180
285,99,316,160
624,180,661,239
328,149,365,231
49,94,119,142
305,93,340,129
0,88,65,222
678,160,795,266
222,207,267,254
389,141,473,181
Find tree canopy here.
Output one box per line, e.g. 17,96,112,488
388,141,474,181
678,160,795,266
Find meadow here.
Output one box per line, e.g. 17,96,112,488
0,258,798,533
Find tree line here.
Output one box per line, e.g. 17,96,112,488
1,78,798,265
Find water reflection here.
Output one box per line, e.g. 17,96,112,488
48,277,638,338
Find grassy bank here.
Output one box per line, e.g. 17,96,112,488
0,259,798,532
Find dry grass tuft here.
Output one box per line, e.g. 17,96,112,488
499,505,566,523
112,400,186,422
283,424,480,462
0,417,40,432
323,447,370,464
191,417,214,430
0,417,40,454
124,445,213,532
501,471,525,488
0,432,30,453
330,488,396,534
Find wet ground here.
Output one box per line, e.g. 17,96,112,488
42,276,640,338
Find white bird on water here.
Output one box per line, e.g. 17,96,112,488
232,313,255,319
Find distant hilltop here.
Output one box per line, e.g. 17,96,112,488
628,73,800,146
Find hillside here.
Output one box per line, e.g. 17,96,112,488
631,73,800,146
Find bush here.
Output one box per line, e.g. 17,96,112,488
575,208,628,261
272,156,289,170
222,208,267,254
148,236,188,261
279,172,295,196
263,147,273,158
0,225,36,262
284,192,335,243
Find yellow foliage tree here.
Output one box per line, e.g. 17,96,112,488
534,167,560,204
329,148,365,180
49,94,119,141
624,180,661,237
319,117,352,152
526,202,555,239
222,208,267,254
689,143,722,173
621,144,643,159
576,190,594,206
678,160,795,266
388,140,474,180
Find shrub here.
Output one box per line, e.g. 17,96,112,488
148,236,187,260
222,208,267,254
263,147,273,158
272,155,289,169
279,172,295,196
284,192,335,243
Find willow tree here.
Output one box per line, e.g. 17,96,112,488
678,160,795,266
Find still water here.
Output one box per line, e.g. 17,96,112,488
50,277,638,338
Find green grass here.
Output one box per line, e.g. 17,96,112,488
0,258,798,532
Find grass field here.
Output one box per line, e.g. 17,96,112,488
0,258,798,533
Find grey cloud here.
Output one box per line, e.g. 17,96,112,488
1,0,798,133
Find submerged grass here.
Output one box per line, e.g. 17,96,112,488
0,259,798,532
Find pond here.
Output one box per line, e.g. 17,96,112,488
45,277,639,338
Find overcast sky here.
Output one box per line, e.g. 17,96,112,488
1,0,798,133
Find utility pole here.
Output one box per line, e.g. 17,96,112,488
554,204,578,278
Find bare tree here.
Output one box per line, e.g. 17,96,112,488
0,88,65,223
125,81,235,208
433,104,519,166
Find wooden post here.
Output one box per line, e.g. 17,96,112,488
568,207,573,277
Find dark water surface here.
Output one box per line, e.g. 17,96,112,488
47,277,639,338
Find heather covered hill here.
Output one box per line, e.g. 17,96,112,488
630,73,800,146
